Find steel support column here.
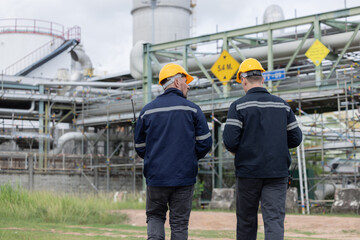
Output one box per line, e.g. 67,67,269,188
222,37,230,97
314,16,322,86
38,85,44,169
142,43,153,191
143,43,153,104
216,123,223,188
267,29,274,90
183,45,188,70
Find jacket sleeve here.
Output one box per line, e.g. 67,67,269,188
223,102,243,153
134,111,146,159
287,105,303,148
195,107,212,159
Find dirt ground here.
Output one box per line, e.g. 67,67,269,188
121,209,360,240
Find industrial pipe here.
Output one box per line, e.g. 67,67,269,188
130,31,360,79
0,92,83,103
33,80,143,88
50,132,132,155
0,101,36,114
70,45,93,76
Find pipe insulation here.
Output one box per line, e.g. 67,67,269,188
0,101,36,114
70,46,93,76
130,31,360,79
50,132,133,155
33,80,143,87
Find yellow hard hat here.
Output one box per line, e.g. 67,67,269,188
158,63,194,85
236,58,265,83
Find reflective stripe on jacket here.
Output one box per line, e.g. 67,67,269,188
134,88,212,186
223,87,302,178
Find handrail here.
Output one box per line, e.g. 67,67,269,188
4,38,64,75
66,25,81,42
0,18,65,39
0,18,81,75
0,18,81,41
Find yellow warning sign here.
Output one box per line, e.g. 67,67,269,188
305,40,330,66
211,50,240,85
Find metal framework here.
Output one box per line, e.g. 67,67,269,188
0,7,360,213
140,6,360,211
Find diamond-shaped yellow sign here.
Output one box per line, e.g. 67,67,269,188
305,39,330,66
211,50,240,85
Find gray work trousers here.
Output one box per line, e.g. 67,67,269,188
146,185,194,240
236,177,288,240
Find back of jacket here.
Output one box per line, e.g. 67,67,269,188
134,88,212,186
223,87,302,178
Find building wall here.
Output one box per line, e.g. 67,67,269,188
0,171,143,193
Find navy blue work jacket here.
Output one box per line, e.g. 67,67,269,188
223,87,302,178
134,88,212,187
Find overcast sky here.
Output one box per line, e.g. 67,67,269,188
0,0,359,75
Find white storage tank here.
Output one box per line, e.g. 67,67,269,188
263,4,285,24
0,18,80,76
131,0,192,45
263,5,285,37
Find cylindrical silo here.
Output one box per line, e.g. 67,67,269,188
263,5,285,37
263,4,285,24
0,18,66,75
131,0,192,45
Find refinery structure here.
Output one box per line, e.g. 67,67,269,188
1,0,360,213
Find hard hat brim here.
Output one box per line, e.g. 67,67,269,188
185,74,194,84
236,58,266,83
236,68,265,83
158,63,194,85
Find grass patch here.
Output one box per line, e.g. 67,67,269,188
285,237,329,240
286,212,360,218
0,219,239,240
288,229,316,236
342,229,360,234
114,192,146,210
315,213,360,218
0,184,129,225
0,221,147,240
189,229,236,239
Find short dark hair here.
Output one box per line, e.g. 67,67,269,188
246,75,263,83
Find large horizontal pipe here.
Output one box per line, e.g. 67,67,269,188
0,132,50,140
33,80,143,88
51,132,133,155
180,31,360,72
0,92,83,103
0,101,36,114
130,31,360,79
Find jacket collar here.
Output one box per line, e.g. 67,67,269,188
163,88,185,98
246,87,269,95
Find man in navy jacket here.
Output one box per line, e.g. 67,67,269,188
223,58,302,240
135,63,212,240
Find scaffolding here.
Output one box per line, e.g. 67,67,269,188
139,6,360,210
0,7,359,213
